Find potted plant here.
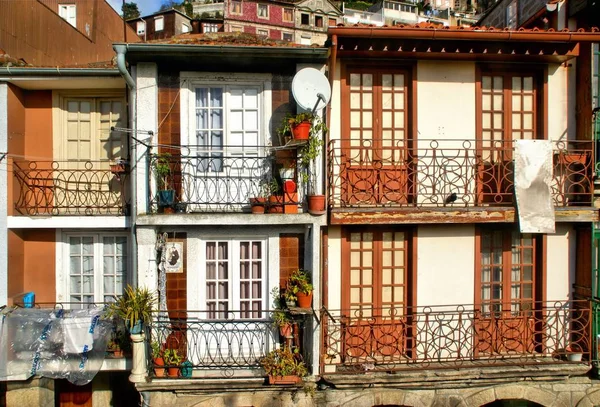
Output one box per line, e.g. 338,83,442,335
164,348,182,378
152,152,175,209
270,287,292,337
106,337,123,358
151,341,166,377
249,178,271,214
267,178,284,214
278,112,311,141
107,285,156,334
566,343,583,362
110,158,129,181
260,346,308,385
288,269,313,308
299,121,327,214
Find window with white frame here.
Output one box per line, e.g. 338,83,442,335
155,16,164,31
182,23,190,33
58,4,76,27
282,32,293,42
257,3,269,18
283,8,293,22
204,239,266,318
65,234,128,307
257,29,268,37
137,21,146,35
203,23,219,33
231,1,242,14
192,84,261,171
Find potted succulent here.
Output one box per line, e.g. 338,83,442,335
299,128,327,214
260,346,308,385
288,269,313,308
152,152,176,209
164,348,183,378
151,341,166,377
271,287,293,338
107,285,156,334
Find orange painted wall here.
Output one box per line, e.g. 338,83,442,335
7,231,25,305
6,230,56,305
7,85,25,217
24,91,53,160
23,230,56,304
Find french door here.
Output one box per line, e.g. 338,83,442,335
341,228,414,362
475,227,542,355
341,67,414,206
477,70,543,205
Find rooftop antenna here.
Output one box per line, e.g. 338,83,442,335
291,67,331,114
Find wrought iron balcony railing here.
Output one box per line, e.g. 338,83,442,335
321,300,591,374
328,139,594,209
148,148,299,213
147,309,307,377
13,161,129,216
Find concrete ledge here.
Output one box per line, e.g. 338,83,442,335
7,216,130,229
136,212,328,226
136,377,308,393
322,363,592,390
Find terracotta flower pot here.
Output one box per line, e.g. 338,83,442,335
268,195,284,213
296,291,313,308
307,194,326,215
279,323,292,338
154,357,166,378
268,375,302,385
167,367,179,378
291,122,311,140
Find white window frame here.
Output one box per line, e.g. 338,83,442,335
257,29,269,37
230,25,244,32
257,3,269,19
137,21,146,35
282,32,293,42
56,231,130,307
203,23,219,33
182,23,190,33
201,238,268,318
155,16,164,31
231,1,242,15
180,72,272,154
58,4,76,27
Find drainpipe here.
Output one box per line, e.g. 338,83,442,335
114,44,138,290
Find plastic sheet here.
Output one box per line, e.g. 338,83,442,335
0,307,112,385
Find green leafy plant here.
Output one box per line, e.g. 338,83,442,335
288,269,313,295
277,112,327,140
270,287,291,327
151,341,164,359
152,152,173,191
260,346,308,377
299,135,325,195
163,348,183,366
107,285,156,331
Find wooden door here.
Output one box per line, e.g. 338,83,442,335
341,229,413,363
477,72,540,205
476,228,540,356
342,68,412,206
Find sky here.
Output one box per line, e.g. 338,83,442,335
106,0,164,17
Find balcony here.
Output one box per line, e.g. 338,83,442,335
12,161,129,216
328,139,594,210
146,310,309,379
320,300,592,376
148,149,299,214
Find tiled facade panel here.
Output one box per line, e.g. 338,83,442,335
279,233,304,288
157,71,181,151
166,236,187,315
228,1,294,27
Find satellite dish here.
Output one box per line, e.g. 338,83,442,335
292,68,331,113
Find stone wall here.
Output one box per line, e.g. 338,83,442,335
143,375,600,407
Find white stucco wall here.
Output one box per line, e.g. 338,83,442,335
546,223,574,302
416,61,476,143
135,63,158,215
326,226,342,311
547,63,571,142
416,225,475,308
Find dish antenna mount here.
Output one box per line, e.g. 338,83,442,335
291,68,331,114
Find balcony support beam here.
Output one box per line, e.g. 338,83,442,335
330,207,599,225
